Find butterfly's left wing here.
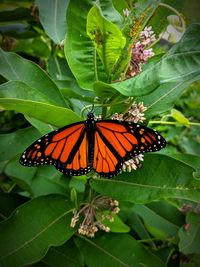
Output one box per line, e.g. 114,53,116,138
93,120,166,177
20,121,91,176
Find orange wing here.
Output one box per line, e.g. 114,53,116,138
20,122,91,176
93,120,166,177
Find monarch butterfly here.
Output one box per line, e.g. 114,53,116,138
20,112,166,178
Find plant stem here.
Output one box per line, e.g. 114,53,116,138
149,121,200,127
159,3,186,31
94,48,98,81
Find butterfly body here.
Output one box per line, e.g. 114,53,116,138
20,113,166,177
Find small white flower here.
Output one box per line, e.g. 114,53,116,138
123,8,130,17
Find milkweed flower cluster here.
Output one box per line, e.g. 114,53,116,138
122,154,144,172
111,101,147,123
70,196,120,237
127,26,156,77
111,101,147,172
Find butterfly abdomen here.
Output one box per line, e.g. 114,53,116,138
84,114,95,165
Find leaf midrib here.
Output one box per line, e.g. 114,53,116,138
0,209,73,261
93,178,198,191
79,236,131,267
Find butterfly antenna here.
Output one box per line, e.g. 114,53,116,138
80,103,95,118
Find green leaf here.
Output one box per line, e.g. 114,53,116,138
0,98,81,127
132,204,179,241
47,55,94,102
12,37,51,58
64,0,106,90
0,79,81,127
0,127,40,162
69,177,86,193
91,154,200,203
147,200,184,226
97,0,123,27
48,55,74,81
24,116,55,135
126,212,154,245
112,0,129,16
179,212,200,255
171,108,190,127
0,49,66,107
36,0,69,44
103,214,130,233
87,5,126,76
75,234,164,267
4,158,68,197
0,81,53,104
4,157,36,195
30,166,69,197
93,81,119,99
42,239,84,267
138,23,200,118
170,154,200,171
0,193,28,221
0,195,74,267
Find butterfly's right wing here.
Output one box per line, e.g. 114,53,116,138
93,120,166,177
20,122,91,176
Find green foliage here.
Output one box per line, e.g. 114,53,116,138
0,195,74,266
179,212,200,255
87,5,126,77
76,234,165,267
91,154,200,203
0,1,200,267
36,0,70,44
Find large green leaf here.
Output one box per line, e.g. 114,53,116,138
0,79,81,126
36,0,69,44
0,81,52,104
0,195,74,267
87,5,126,76
64,0,106,90
75,234,164,267
91,154,200,203
0,98,81,127
0,49,66,107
